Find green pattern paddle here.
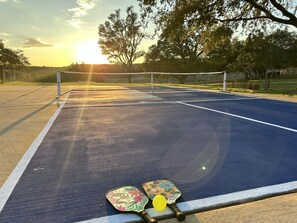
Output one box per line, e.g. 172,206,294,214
143,180,186,221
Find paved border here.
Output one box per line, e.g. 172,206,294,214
0,95,68,212
77,181,297,223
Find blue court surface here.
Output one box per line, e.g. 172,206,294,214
1,86,297,223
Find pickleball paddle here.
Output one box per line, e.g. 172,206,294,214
143,180,186,221
106,186,158,223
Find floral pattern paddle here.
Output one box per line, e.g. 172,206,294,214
106,186,157,223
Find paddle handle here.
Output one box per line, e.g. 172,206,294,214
168,203,186,221
140,210,158,223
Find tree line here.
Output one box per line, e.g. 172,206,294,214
97,1,297,84
1,1,296,86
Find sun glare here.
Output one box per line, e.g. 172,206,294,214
75,40,108,64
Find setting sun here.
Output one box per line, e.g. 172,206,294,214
75,40,109,64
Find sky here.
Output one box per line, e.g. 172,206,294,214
1,1,296,67
0,0,155,66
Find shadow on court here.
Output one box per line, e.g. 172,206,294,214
0,99,57,137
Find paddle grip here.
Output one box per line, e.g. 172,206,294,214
168,203,186,221
140,210,158,223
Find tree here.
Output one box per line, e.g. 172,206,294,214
0,40,30,83
145,39,197,83
265,29,297,68
144,25,233,83
98,6,146,82
233,33,270,79
228,29,297,90
145,24,206,83
139,0,297,31
68,62,86,72
0,40,30,69
145,26,204,67
199,25,234,70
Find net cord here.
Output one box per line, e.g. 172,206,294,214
60,71,224,76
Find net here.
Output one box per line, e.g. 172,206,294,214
56,71,227,98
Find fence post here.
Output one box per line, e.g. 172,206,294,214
223,71,227,92
57,72,61,98
151,72,154,95
0,66,5,84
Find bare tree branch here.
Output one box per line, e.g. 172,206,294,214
269,0,297,24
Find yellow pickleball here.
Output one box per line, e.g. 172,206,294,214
152,195,167,211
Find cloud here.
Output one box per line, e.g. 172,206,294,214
0,33,10,44
0,39,9,44
22,38,52,48
0,0,21,3
67,0,96,28
0,32,10,36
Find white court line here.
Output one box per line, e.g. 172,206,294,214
76,181,297,223
64,97,260,108
0,94,69,213
177,101,297,133
65,95,261,108
148,90,198,94
64,101,175,108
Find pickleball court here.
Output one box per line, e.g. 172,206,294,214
0,85,297,223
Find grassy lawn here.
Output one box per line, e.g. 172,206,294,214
0,81,56,86
172,77,297,96
230,78,297,95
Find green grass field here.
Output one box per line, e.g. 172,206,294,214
171,77,297,96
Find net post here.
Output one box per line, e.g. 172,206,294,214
57,71,61,98
151,72,154,95
223,71,227,92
